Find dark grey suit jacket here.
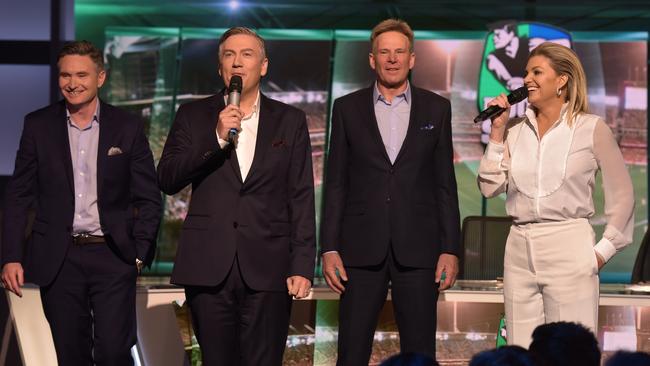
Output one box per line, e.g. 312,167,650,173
2,100,162,286
321,85,461,268
157,93,316,291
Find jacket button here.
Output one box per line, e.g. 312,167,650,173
233,222,238,228
386,197,391,203
389,168,394,174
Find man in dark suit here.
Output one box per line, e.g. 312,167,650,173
1,41,162,366
321,19,461,364
157,27,315,366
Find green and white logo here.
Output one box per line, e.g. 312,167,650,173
478,22,572,143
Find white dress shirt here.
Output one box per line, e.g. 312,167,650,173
218,92,261,181
478,104,635,262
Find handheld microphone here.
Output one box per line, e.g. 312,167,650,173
227,75,243,140
473,86,528,123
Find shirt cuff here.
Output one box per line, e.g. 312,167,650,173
484,141,505,162
217,135,229,149
322,250,339,256
594,237,617,263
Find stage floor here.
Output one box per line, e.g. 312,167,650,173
7,279,650,365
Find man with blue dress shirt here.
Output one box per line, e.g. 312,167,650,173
1,40,162,366
321,19,461,364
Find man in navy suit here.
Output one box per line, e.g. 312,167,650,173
1,41,162,366
321,19,461,364
157,27,315,365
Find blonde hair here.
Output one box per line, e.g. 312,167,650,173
529,42,588,125
370,19,414,53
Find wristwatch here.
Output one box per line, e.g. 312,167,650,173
135,258,144,273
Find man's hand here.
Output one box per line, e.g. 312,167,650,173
1,262,24,297
287,276,312,299
322,252,348,294
216,104,243,141
435,253,458,291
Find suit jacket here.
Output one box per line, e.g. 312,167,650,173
157,93,316,291
321,85,461,268
1,100,162,286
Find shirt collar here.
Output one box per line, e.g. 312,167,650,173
222,90,261,120
525,102,569,128
66,100,100,129
373,81,411,105
246,91,261,120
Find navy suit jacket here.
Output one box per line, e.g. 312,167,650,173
1,100,162,286
157,93,316,291
320,85,461,267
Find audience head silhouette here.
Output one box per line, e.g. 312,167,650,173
528,322,600,366
469,345,533,366
380,352,439,366
605,350,650,366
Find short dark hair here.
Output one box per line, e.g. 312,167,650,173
489,21,517,34
57,40,104,70
379,352,438,366
370,19,414,52
529,322,600,366
605,350,650,366
218,26,266,58
469,346,533,366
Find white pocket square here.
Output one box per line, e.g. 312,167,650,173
107,147,123,156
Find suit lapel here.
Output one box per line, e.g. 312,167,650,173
243,94,274,186
358,86,391,163
55,102,75,195
393,86,419,165
97,101,115,195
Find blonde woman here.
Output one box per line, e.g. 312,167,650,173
478,42,634,347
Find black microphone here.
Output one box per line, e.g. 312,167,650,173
227,75,243,140
473,86,528,123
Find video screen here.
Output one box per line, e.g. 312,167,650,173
103,28,647,282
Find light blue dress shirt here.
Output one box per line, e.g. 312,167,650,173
373,82,411,163
66,103,102,235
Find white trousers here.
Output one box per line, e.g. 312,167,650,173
503,218,599,347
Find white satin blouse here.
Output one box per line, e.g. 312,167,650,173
478,105,635,262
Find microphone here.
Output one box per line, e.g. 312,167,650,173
473,86,528,123
227,75,243,140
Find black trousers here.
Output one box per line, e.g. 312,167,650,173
337,248,439,366
185,255,292,366
40,242,137,366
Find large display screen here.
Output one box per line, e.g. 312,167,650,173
103,27,647,283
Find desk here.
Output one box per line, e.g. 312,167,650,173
6,280,650,365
